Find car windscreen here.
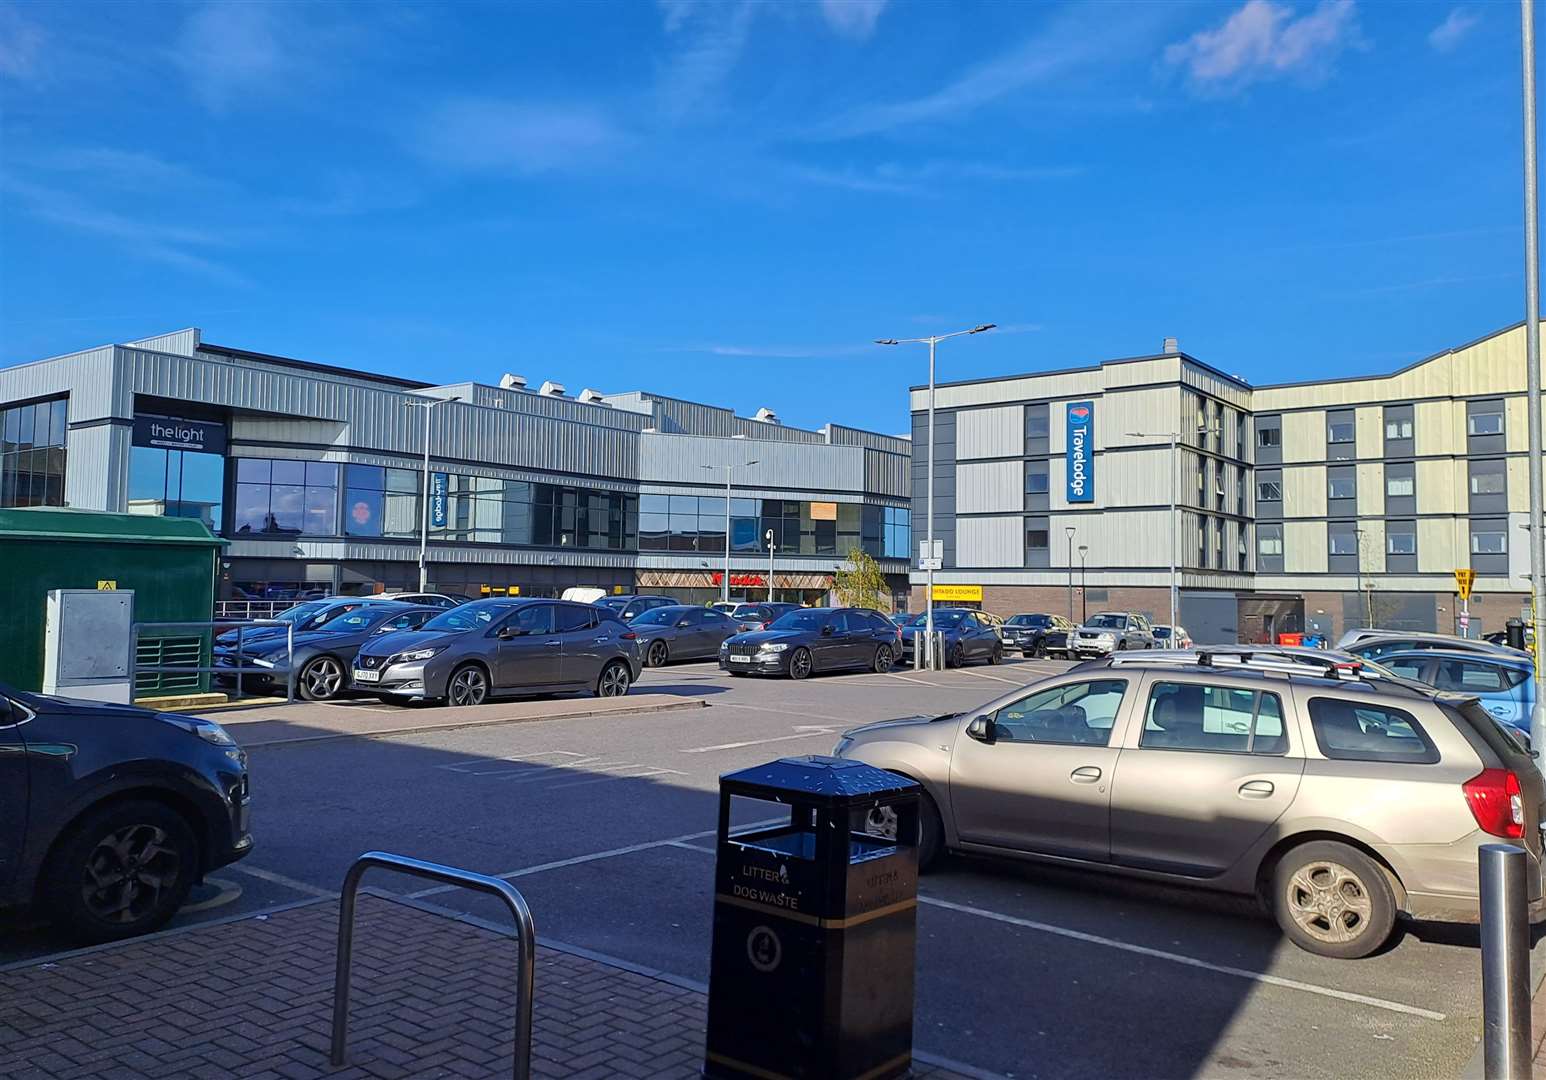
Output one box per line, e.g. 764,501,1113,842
632,608,681,626
318,608,394,633
1086,614,1127,630
297,603,369,631
278,600,330,624
597,598,629,610
770,610,828,631
1152,627,1172,639
422,603,515,632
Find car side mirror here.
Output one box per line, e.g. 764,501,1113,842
820,625,834,637
966,715,995,744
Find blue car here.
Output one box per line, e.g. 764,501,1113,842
1377,648,1537,736
897,608,1004,667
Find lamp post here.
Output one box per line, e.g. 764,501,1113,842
1079,544,1089,622
765,528,775,603
703,461,759,605
1126,425,1211,635
1355,527,1373,627
403,395,460,592
876,323,995,669
1520,0,1546,758
1065,526,1076,621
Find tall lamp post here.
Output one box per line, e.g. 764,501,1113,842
703,461,759,605
1079,544,1089,623
876,323,995,669
1126,425,1211,635
1065,527,1077,621
404,395,460,592
1520,0,1546,757
765,528,775,603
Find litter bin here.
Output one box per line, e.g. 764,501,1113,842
1507,618,1527,651
704,756,921,1080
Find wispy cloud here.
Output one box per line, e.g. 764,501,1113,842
653,0,758,123
820,0,889,41
664,341,875,360
1429,8,1479,53
0,1,43,81
807,3,1175,140
1165,0,1360,93
787,159,1082,196
174,2,295,111
412,99,628,175
18,147,223,192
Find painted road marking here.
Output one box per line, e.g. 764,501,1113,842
228,863,339,899
712,701,858,724
882,672,952,687
956,669,1027,686
682,725,841,754
661,843,1446,1022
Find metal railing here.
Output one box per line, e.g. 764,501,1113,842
129,619,294,703
331,852,536,1080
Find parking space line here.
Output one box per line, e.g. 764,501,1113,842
542,766,686,790
682,726,841,754
956,669,1026,686
227,863,339,899
919,896,1446,1021
404,818,786,899
713,701,857,724
882,672,951,687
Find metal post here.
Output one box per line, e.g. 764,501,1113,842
419,401,431,592
766,529,775,602
1480,843,1532,1079
1065,527,1075,621
723,467,732,605
1523,0,1546,758
1355,528,1366,627
1169,433,1178,634
925,337,936,670
1079,547,1088,623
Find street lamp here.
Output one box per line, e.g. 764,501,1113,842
703,461,759,605
876,323,995,668
1065,526,1076,621
1126,423,1212,635
1518,0,1546,758
403,395,460,592
1078,544,1089,622
765,528,775,602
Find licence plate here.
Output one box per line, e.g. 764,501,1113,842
730,655,752,664
353,668,381,683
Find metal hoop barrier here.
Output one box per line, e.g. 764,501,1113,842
330,851,536,1080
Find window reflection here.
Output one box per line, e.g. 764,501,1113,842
1,396,68,508
128,444,223,530
633,495,907,559
233,458,339,536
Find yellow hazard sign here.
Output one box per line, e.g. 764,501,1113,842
1454,569,1476,602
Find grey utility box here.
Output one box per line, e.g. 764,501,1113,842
43,589,134,703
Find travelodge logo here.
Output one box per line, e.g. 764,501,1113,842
1065,401,1095,504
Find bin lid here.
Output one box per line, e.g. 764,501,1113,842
0,507,226,547
720,755,919,805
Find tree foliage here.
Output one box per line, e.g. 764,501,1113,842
833,546,888,610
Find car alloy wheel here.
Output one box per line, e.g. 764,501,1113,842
1034,639,1047,658
949,643,965,668
81,823,182,926
299,656,344,701
989,645,1003,665
1271,841,1396,959
1284,860,1374,946
873,645,892,673
448,665,489,707
788,647,812,680
48,799,198,943
646,640,668,668
598,662,631,697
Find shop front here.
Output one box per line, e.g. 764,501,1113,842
637,569,834,607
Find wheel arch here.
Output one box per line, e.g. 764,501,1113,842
1253,830,1410,913
34,785,214,906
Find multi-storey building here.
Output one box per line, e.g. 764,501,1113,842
909,323,1542,643
0,328,912,605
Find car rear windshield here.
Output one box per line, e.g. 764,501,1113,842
1450,699,1536,770
1153,627,1172,639
278,600,330,623
597,598,628,610
1307,697,1439,764
423,602,516,633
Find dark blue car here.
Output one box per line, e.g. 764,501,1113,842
719,607,900,679
897,608,1004,667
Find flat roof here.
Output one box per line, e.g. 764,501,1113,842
908,350,1252,394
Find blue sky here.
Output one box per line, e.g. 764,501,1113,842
0,0,1533,434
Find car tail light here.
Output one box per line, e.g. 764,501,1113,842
1463,768,1525,839
620,631,637,640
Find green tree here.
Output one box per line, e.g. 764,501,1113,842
833,546,888,611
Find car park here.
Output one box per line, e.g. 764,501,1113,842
1070,611,1156,657
729,601,799,632
354,598,641,705
834,647,1545,959
596,594,677,622
720,607,900,679
897,609,1004,667
1152,624,1193,649
632,604,740,666
1375,649,1537,737
1003,613,1075,658
0,684,251,943
215,602,440,701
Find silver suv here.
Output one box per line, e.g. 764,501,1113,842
1070,611,1156,658
832,647,1544,958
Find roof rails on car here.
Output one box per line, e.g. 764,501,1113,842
1105,646,1367,682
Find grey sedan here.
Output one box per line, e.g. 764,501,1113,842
632,605,740,667
352,598,642,706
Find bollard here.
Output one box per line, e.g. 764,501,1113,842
912,630,924,670
1480,843,1532,1080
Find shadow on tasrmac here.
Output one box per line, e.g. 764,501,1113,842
704,756,920,1080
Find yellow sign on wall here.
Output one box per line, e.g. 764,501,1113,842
96,580,117,591
932,584,983,603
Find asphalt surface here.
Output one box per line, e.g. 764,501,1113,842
2,654,1529,1078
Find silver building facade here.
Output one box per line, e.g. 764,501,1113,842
0,329,911,605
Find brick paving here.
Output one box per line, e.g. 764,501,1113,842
0,894,981,1079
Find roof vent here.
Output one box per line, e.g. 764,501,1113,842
753,407,780,424
1162,337,1179,355
577,388,606,404
498,373,527,390
538,380,567,397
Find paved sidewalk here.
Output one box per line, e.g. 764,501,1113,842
0,893,986,1080
207,694,704,749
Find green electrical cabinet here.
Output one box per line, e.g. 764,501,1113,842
0,508,225,694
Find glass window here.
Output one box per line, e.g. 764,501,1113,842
0,396,68,508
991,679,1128,746
1026,527,1049,550
1386,473,1414,497
1328,528,1358,556
555,605,596,632
1472,528,1507,554
1470,469,1505,495
1327,420,1355,443
1025,409,1049,439
1141,683,1286,754
1469,407,1505,436
1385,417,1413,440
1257,480,1282,501
1328,473,1356,500
1258,424,1281,448
233,457,340,536
1382,656,1427,680
1308,698,1437,764
1025,464,1049,495
1435,660,1508,693
1386,526,1416,555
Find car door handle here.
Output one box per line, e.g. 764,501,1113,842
544,639,561,647
1239,780,1275,799
1070,766,1102,784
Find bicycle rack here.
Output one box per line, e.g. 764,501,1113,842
330,851,536,1080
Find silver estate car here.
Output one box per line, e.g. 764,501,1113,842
352,597,642,705
833,648,1545,959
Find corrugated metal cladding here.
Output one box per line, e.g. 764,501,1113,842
955,460,1022,514
863,449,908,499
955,405,1023,460
957,516,1021,567
825,424,910,456
731,417,826,444
640,432,866,491
125,329,200,356
64,423,130,510
0,345,120,420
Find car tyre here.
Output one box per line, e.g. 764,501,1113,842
989,644,1003,665
948,642,965,668
1033,639,1047,659
597,660,631,697
297,655,345,701
873,645,893,673
917,791,945,871
446,663,490,707
1271,841,1397,959
45,799,199,944
788,647,813,680
645,640,669,668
